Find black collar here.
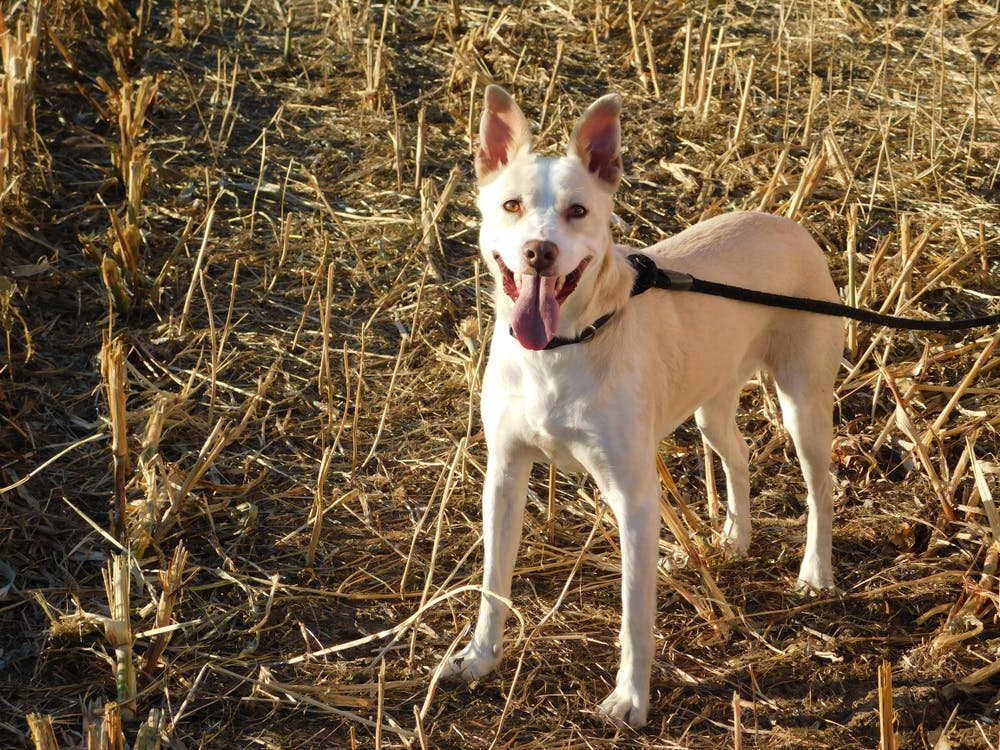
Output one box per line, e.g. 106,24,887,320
530,311,617,350
511,254,693,350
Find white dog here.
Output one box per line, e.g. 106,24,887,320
441,85,843,728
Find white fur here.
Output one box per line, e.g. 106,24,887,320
440,86,843,729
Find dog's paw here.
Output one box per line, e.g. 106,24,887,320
795,557,836,596
719,517,750,560
795,577,840,597
597,684,648,728
438,640,501,682
795,567,838,597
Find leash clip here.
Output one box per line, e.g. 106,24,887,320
627,253,694,293
627,253,660,296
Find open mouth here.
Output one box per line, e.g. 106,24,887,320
493,253,590,304
492,253,591,350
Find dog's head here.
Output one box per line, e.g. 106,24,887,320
475,85,623,350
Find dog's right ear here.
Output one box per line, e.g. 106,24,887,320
568,93,623,190
476,85,532,184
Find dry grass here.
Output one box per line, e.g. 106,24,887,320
1,1,1000,748
0,0,40,207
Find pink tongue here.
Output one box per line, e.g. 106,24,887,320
512,274,560,350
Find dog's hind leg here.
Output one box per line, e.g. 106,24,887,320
773,373,837,592
441,451,532,680
695,388,752,557
771,323,840,592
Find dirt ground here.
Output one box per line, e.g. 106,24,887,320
2,1,1000,748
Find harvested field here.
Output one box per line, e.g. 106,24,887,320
2,0,1000,747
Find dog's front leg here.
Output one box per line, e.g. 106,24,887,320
441,448,531,681
595,466,660,729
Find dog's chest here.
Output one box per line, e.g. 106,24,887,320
487,355,600,472
520,401,587,471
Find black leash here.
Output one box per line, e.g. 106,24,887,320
627,253,1000,332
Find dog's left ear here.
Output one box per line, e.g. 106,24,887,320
568,93,623,190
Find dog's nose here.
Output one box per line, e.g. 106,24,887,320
523,240,559,273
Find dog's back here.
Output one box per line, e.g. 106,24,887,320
641,211,837,302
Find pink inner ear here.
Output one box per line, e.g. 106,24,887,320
575,109,621,184
480,113,516,173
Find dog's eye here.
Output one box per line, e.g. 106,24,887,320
566,204,588,219
502,199,522,214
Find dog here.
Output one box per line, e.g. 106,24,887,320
440,85,843,728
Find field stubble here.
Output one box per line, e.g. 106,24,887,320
1,0,1000,748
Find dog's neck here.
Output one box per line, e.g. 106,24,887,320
564,242,634,336
589,243,636,314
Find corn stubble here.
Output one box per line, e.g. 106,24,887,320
7,1,1000,749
